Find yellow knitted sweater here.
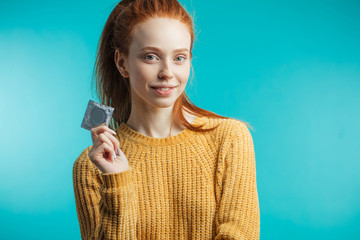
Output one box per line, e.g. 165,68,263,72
73,116,260,239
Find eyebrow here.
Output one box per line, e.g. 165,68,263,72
140,46,189,54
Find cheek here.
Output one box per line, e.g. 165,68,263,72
133,63,157,81
178,65,191,84
129,64,151,89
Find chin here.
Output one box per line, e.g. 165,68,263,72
153,102,175,109
151,98,178,108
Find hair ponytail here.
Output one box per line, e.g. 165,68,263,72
92,3,132,129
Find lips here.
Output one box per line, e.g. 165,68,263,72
150,85,177,88
151,87,174,91
151,85,177,96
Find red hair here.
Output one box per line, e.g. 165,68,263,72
93,0,251,132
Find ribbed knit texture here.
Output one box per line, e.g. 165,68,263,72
73,116,260,240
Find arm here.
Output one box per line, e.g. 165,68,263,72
73,146,138,240
214,121,260,240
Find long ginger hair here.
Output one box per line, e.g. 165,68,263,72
92,0,250,131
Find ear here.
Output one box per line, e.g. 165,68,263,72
114,49,129,78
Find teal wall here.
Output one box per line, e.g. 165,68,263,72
1,0,359,239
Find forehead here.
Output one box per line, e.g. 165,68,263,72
129,18,191,52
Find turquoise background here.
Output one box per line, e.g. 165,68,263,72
1,0,359,239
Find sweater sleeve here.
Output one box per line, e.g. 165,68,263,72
72,146,138,240
214,121,260,240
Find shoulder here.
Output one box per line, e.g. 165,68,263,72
72,146,103,192
194,116,253,149
73,145,99,175
196,116,251,138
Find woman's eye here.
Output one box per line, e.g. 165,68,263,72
175,56,186,62
144,55,157,61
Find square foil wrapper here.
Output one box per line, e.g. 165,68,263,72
81,100,114,130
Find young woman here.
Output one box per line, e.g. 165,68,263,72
73,0,260,239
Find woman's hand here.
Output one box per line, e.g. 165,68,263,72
88,123,130,174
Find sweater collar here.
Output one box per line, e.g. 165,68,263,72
116,116,203,146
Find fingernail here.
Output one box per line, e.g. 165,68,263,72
110,129,117,135
116,147,121,156
113,151,116,161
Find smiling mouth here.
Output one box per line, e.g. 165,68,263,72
151,86,177,96
151,87,174,91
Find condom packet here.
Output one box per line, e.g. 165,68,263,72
81,100,114,130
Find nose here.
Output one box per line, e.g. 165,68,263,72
158,60,174,80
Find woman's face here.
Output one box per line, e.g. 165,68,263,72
116,18,191,110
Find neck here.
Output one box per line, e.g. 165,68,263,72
126,99,196,138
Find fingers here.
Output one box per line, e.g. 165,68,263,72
97,142,116,163
93,131,120,155
91,124,117,143
90,125,120,161
89,124,124,165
